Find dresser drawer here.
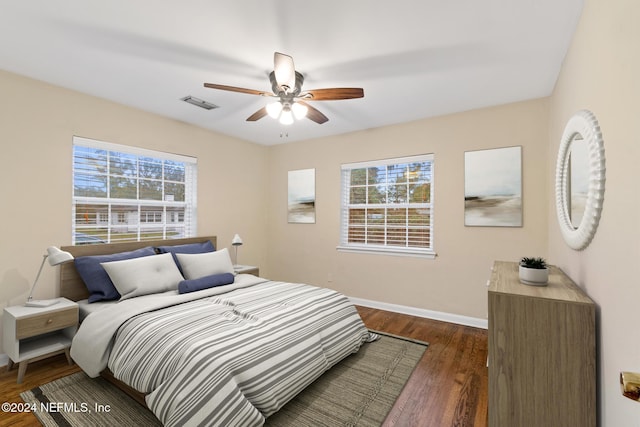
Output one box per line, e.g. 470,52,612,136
16,307,78,340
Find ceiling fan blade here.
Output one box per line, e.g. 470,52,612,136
303,88,364,101
204,83,272,97
298,101,328,124
274,52,296,91
246,107,268,122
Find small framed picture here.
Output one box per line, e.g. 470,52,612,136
288,168,316,224
464,146,522,227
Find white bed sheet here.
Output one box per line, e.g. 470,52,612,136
77,298,118,322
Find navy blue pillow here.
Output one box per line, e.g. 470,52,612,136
178,273,235,294
75,246,156,303
155,241,215,274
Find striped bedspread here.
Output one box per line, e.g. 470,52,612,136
105,280,371,426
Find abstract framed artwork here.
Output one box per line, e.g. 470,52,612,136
288,168,316,223
464,146,522,227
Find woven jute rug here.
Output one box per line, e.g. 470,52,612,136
22,333,427,426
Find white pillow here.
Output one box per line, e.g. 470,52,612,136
176,248,234,280
101,253,184,301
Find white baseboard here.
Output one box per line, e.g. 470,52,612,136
0,353,8,368
350,296,488,329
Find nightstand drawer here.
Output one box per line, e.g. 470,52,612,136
16,307,78,340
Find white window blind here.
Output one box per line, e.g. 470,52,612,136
72,136,197,245
339,154,434,257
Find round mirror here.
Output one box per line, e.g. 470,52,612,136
555,110,605,250
569,135,589,228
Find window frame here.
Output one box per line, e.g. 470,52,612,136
72,136,197,245
337,154,436,259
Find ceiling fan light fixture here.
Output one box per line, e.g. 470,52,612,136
291,102,308,119
266,101,283,119
279,107,294,125
274,52,296,93
204,52,364,125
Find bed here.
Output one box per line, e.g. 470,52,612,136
61,236,373,426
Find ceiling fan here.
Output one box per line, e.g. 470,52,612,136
204,52,364,125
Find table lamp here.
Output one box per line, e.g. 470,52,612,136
231,234,243,269
26,246,74,307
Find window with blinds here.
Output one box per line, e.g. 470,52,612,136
339,154,434,257
72,136,197,245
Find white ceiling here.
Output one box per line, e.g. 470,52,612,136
0,0,583,145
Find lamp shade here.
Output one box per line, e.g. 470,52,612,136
266,101,283,119
279,108,294,125
292,102,308,119
231,234,243,246
46,246,74,266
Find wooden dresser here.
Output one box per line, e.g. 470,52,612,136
488,261,596,427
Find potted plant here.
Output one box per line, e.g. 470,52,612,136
519,257,549,286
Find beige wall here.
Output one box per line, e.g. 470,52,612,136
0,70,269,352
267,99,550,320
548,0,640,424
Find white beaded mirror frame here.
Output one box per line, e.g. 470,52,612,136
555,109,606,250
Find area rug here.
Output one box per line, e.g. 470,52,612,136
21,333,427,427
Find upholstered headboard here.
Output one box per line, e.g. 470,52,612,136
59,236,217,301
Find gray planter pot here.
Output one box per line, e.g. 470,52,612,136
519,265,549,286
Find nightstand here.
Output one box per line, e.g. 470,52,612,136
3,297,78,383
233,265,259,276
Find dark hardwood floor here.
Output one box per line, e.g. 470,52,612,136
356,306,488,427
0,307,488,427
0,354,81,426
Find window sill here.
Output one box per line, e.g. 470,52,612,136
336,245,437,259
